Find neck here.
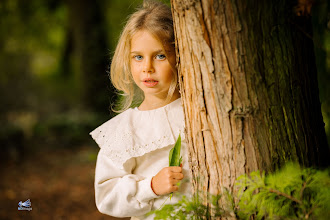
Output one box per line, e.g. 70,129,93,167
138,90,180,111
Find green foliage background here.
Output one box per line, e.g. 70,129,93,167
0,0,139,153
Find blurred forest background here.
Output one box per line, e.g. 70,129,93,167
0,0,328,219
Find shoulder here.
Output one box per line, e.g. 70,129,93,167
89,108,135,143
90,99,185,170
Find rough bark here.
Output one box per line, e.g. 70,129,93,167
171,0,329,216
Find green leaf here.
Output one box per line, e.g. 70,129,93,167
167,135,182,202
169,134,182,167
169,147,174,165
179,156,182,166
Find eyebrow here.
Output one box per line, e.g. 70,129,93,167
130,49,165,54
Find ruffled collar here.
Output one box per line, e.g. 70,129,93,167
90,98,185,169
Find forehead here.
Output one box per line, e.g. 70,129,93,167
130,30,165,52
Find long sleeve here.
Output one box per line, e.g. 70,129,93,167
95,150,160,217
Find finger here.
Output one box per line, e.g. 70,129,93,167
171,185,179,192
169,176,184,186
169,166,182,173
171,172,184,180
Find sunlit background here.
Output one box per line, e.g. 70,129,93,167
0,0,328,219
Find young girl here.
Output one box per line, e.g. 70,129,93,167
90,1,191,219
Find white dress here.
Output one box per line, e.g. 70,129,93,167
90,98,192,219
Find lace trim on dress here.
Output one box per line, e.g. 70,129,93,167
90,99,185,170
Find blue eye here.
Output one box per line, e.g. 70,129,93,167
133,55,143,61
156,54,166,60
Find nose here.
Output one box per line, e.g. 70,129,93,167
142,57,154,73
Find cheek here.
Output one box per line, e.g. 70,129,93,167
163,68,174,84
165,64,175,80
130,63,141,77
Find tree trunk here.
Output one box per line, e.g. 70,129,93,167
171,0,329,217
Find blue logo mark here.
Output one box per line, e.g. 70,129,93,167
18,199,32,211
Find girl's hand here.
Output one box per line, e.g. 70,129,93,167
151,166,184,196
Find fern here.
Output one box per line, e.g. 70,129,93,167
236,163,330,220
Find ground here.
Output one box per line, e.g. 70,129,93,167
0,146,129,220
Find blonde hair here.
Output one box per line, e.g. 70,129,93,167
110,0,177,112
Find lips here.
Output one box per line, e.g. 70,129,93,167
142,78,159,87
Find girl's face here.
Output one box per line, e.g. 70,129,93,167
130,30,176,100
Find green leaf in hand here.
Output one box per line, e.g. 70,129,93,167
169,134,182,167
168,134,183,201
